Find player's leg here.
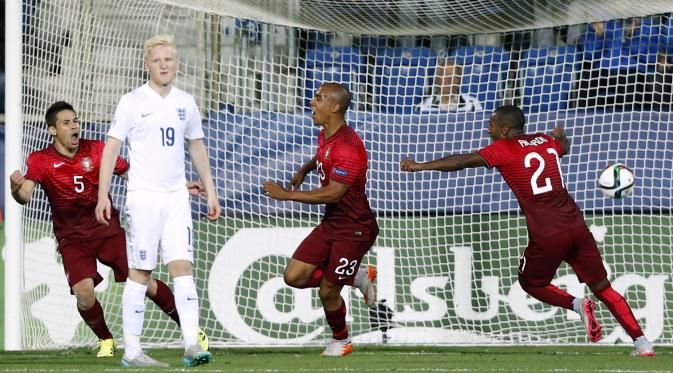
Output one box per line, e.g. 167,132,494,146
569,227,654,355
72,278,116,357
60,239,115,357
162,188,210,367
352,235,378,307
146,278,180,325
517,235,576,310
120,190,166,366
318,277,352,357
319,239,373,356
284,225,330,288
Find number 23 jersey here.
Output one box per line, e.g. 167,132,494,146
477,133,586,240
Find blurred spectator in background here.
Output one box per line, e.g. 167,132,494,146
577,20,643,110
649,52,673,110
417,58,481,112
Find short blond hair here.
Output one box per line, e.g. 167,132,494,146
143,34,177,60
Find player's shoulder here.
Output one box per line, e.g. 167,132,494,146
26,146,55,167
171,86,198,104
78,139,105,152
340,125,364,144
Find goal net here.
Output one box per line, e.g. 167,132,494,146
7,0,673,349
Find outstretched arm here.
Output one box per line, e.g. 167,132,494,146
551,126,571,155
400,152,486,172
9,170,36,205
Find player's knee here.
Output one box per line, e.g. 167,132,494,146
283,270,303,288
73,288,96,309
588,278,610,294
517,275,536,295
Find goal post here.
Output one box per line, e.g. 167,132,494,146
6,0,673,350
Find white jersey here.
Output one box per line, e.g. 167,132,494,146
109,83,205,192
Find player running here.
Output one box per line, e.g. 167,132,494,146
263,82,378,357
9,101,208,359
401,105,655,356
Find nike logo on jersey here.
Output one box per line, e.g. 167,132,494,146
53,162,65,168
141,112,153,118
338,276,348,280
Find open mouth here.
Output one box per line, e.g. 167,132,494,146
71,133,80,145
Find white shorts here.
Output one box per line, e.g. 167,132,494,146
124,188,194,270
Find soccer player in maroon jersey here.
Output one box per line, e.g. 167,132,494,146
263,83,378,357
9,101,207,358
401,105,655,356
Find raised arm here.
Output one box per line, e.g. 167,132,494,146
400,152,486,172
95,137,123,225
9,170,37,205
551,126,571,155
187,138,221,220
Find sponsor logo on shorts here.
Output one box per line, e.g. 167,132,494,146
333,168,348,177
139,250,146,260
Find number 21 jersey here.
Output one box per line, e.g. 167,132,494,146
477,133,586,240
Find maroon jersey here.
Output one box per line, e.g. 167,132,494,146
477,133,586,239
25,139,129,243
315,125,378,240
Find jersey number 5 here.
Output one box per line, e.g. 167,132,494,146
524,149,565,195
73,175,85,193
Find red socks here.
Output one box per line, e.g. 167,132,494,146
521,283,575,310
594,286,644,340
324,298,348,340
147,279,181,326
78,299,113,340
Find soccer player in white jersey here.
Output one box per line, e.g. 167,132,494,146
95,34,221,368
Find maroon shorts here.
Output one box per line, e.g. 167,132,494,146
59,229,128,289
293,224,377,286
518,226,608,288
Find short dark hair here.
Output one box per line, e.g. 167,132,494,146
493,105,525,130
323,82,351,113
45,101,75,127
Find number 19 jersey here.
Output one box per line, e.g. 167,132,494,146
476,133,586,240
108,83,205,192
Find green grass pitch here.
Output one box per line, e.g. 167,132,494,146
0,346,671,372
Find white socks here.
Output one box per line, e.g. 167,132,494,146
122,279,148,359
174,275,199,350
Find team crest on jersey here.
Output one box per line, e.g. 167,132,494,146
80,157,93,172
177,108,186,121
324,146,332,159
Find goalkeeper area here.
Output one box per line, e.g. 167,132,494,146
4,0,673,359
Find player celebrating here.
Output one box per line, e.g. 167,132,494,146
263,83,378,357
401,105,655,357
9,101,208,359
96,35,221,368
